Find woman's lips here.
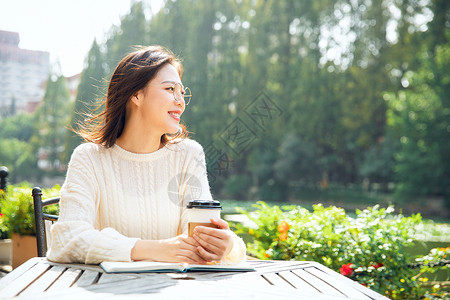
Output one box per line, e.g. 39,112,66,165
168,111,181,121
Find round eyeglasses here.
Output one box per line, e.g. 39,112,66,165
171,83,192,106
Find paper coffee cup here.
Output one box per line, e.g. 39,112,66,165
187,199,222,236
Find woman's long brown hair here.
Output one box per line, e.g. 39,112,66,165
77,45,188,148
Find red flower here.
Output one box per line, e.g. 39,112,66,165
278,221,290,233
0,212,3,217
340,263,354,277
372,262,383,269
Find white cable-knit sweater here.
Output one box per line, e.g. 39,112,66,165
48,139,246,264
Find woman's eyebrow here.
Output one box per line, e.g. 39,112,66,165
160,80,180,85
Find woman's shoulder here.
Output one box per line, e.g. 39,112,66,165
73,142,103,153
71,143,107,160
167,138,205,155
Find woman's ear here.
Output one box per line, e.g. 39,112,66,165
130,90,143,107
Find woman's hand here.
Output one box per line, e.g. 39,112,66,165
131,235,207,264
162,235,209,264
192,218,234,262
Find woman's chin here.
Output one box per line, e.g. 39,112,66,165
166,126,182,136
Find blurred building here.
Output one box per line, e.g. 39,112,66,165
0,30,50,114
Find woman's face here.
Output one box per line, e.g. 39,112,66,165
133,63,185,136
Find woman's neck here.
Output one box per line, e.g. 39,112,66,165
115,128,163,154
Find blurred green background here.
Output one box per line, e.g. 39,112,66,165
0,0,449,219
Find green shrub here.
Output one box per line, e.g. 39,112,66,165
236,202,424,299
413,246,450,299
0,183,60,236
0,192,9,239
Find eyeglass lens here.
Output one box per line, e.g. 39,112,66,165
174,83,191,105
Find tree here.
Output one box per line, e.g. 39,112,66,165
9,97,16,116
274,134,320,187
64,40,106,163
105,1,150,73
33,75,71,173
358,134,400,191
0,138,37,182
0,113,35,142
386,41,450,202
52,0,447,204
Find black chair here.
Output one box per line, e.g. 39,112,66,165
32,187,60,257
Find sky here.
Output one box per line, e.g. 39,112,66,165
0,0,163,77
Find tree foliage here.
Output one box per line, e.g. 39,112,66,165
33,75,71,172
64,40,106,162
1,0,448,206
386,41,450,200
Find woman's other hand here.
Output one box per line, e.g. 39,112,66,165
131,235,207,264
192,218,234,262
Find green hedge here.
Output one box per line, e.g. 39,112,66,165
235,202,448,299
0,183,60,237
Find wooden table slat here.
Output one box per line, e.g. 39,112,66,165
254,261,312,274
97,272,138,284
228,272,272,286
247,260,276,267
306,267,373,300
47,268,82,290
73,275,176,295
261,272,296,289
73,269,99,287
0,261,50,298
251,273,274,286
292,268,345,296
309,262,390,300
41,260,103,273
278,270,320,293
19,265,66,297
0,257,39,290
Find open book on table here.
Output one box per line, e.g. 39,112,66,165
100,260,255,273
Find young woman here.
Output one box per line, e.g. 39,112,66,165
48,46,246,265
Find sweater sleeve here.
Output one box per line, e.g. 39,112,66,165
47,145,139,264
179,140,246,264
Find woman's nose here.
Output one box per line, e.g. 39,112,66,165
175,97,185,109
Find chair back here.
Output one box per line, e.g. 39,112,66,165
32,187,60,257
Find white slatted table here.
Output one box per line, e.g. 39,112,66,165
0,258,388,299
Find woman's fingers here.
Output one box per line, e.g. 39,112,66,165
196,245,221,262
192,225,234,262
168,235,207,264
179,235,200,247
210,218,230,230
177,251,207,264
194,224,229,240
174,219,233,263
193,232,222,254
